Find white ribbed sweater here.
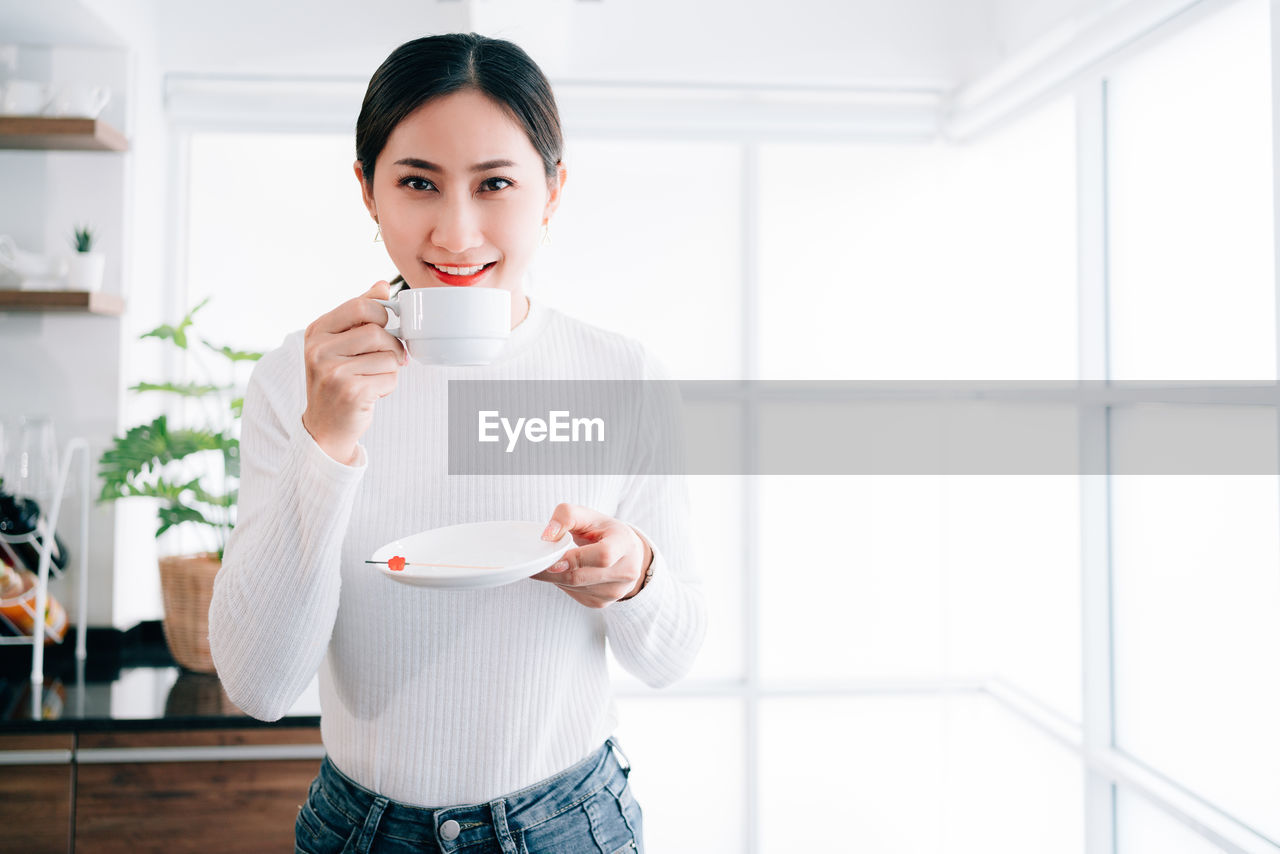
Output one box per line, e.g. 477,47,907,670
208,296,706,806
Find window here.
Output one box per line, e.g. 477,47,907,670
1107,0,1275,381
757,96,1077,381
1117,789,1234,854
533,139,744,381
1104,0,1280,844
185,132,389,354
1110,464,1280,839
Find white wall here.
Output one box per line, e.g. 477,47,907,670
0,42,130,627
98,0,177,628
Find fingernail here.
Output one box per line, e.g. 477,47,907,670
542,522,561,540
552,560,569,572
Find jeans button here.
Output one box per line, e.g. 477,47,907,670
440,818,461,841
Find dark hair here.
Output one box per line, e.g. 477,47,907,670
356,33,563,189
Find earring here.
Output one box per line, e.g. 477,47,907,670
373,221,383,243
539,222,552,247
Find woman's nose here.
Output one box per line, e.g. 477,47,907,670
431,199,485,254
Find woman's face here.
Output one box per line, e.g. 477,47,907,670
357,89,565,309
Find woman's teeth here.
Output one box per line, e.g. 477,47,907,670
430,262,490,276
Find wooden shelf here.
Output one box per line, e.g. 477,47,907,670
0,117,128,151
0,290,124,316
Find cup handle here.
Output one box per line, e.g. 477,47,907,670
372,298,403,337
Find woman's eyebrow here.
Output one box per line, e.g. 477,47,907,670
394,157,517,172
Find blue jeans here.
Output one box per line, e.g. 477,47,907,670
295,736,644,854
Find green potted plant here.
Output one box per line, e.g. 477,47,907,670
66,224,105,292
97,297,262,672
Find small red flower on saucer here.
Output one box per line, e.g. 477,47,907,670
388,555,406,572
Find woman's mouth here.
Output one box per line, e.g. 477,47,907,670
425,261,497,286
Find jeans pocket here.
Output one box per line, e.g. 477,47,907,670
519,804,596,854
613,781,645,853
296,796,356,853
582,787,643,854
616,780,643,826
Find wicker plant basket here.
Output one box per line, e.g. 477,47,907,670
164,670,239,716
157,553,221,674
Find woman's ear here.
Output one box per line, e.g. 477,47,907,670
354,160,377,220
543,161,568,223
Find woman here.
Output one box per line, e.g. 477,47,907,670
208,33,706,854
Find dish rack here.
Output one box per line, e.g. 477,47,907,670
0,437,90,688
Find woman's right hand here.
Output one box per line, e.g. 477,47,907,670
301,280,407,465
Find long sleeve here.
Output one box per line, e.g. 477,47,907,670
603,347,707,688
208,333,367,720
200,301,711,806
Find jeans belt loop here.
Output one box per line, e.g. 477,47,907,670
488,798,520,854
354,795,389,853
607,736,632,776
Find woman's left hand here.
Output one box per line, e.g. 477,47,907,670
530,503,652,608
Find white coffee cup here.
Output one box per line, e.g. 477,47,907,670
44,83,111,118
375,286,511,365
0,81,50,116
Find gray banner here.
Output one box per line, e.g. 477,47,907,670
446,380,1280,475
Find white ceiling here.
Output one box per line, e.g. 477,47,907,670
1,0,1117,92
0,0,126,47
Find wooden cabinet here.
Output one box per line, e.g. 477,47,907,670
75,727,323,853
0,725,321,853
0,733,74,854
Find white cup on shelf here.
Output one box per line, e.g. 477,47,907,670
0,80,50,116
0,236,69,290
44,83,111,119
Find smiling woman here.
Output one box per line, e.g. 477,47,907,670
357,89,564,310
206,33,705,854
353,34,565,315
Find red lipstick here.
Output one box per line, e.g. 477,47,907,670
425,261,496,287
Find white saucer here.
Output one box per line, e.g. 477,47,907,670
369,520,573,589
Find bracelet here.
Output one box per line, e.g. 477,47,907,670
621,562,654,602
623,528,654,600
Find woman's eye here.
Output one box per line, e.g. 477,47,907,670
480,177,513,192
399,176,435,192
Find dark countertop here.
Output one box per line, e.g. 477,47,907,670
0,621,320,734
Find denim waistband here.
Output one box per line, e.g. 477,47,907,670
315,737,632,851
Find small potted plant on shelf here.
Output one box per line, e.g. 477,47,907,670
66,224,105,292
97,297,262,672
